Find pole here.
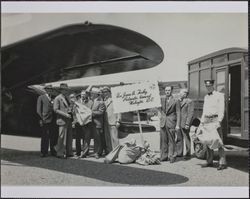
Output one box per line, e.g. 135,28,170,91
137,110,145,148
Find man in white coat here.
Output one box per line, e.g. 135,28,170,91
199,79,227,170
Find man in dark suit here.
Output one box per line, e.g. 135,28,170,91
74,90,93,158
53,83,72,158
37,85,56,157
159,86,181,163
91,87,106,159
179,89,194,159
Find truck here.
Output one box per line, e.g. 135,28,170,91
188,47,248,147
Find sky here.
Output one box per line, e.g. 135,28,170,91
1,12,248,86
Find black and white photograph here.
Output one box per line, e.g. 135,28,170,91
1,1,248,198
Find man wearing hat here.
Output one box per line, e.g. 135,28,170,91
53,83,72,158
178,88,194,159
103,86,120,153
91,87,106,159
37,84,56,157
199,79,227,170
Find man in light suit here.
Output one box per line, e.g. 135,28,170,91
179,89,194,159
53,83,72,158
37,85,56,157
91,87,106,159
159,86,181,163
102,86,120,153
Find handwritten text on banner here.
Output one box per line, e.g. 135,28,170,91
111,81,161,113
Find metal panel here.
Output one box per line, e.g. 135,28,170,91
215,67,228,141
241,57,249,139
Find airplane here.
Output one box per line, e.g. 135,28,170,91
2,21,166,137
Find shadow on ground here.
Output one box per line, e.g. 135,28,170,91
1,148,189,186
195,150,249,173
213,150,249,173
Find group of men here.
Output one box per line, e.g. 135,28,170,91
37,83,120,159
37,79,227,170
159,86,194,163
159,79,227,170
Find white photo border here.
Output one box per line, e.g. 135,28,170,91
1,1,249,198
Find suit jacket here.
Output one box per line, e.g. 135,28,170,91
92,97,106,128
104,97,120,126
53,94,70,126
159,95,181,129
179,98,194,128
37,94,53,123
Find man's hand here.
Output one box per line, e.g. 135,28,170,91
215,121,221,129
116,121,120,128
175,126,180,131
39,120,43,127
65,113,71,119
184,124,190,130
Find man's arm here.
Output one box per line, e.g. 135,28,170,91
36,96,43,119
218,93,225,123
185,100,195,127
175,99,181,129
53,97,71,118
92,102,106,116
200,96,207,124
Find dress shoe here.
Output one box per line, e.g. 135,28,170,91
74,152,81,156
94,154,100,159
40,154,48,158
201,163,213,168
81,154,87,158
160,157,168,162
217,164,227,170
183,156,191,160
50,152,57,157
57,155,67,159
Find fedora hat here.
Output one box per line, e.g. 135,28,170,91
91,87,101,94
102,86,111,92
44,84,53,90
59,83,69,90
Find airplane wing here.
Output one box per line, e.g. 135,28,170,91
2,22,164,92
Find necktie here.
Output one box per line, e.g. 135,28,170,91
208,92,213,96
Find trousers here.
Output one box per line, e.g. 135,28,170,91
41,123,56,155
75,122,92,156
105,125,119,153
54,125,67,156
182,128,191,156
205,126,226,165
160,127,177,161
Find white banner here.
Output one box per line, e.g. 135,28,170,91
111,81,161,113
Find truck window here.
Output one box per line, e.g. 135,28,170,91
190,63,199,70
229,53,243,61
200,59,211,68
213,54,227,64
200,69,211,98
216,70,226,84
189,72,199,98
216,70,226,93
